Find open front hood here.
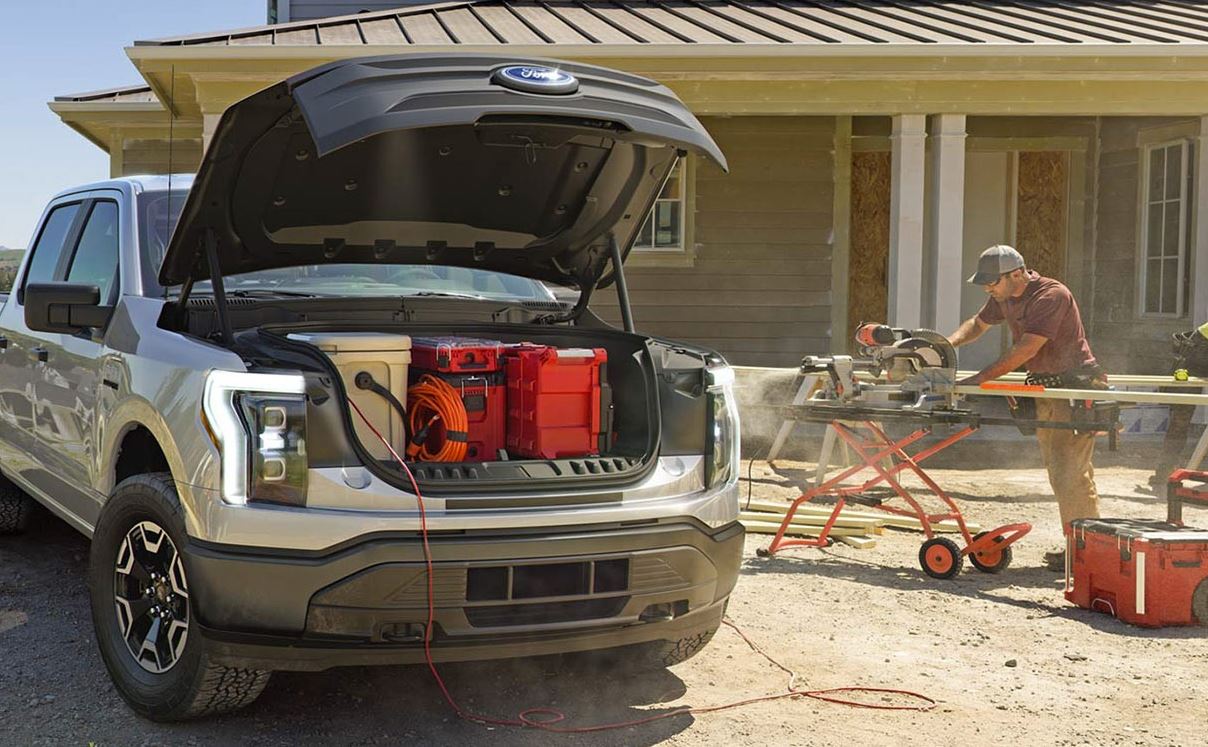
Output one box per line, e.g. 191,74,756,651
159,54,726,289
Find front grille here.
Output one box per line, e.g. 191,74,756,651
465,597,629,628
466,558,630,602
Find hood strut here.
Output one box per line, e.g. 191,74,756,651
609,235,634,333
205,229,236,348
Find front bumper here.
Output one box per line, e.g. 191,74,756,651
185,519,743,671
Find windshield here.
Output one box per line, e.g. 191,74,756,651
188,263,563,302
136,189,573,304
137,188,187,294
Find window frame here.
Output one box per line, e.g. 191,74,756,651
63,198,123,307
1137,138,1192,319
628,157,696,268
17,200,86,305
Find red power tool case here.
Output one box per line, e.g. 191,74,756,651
412,370,508,462
504,344,611,460
410,337,505,374
1065,517,1208,627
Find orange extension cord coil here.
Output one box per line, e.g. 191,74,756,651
406,374,470,462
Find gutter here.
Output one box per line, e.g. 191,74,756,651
125,42,1208,62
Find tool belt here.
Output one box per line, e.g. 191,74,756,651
1009,365,1118,441
1023,364,1108,390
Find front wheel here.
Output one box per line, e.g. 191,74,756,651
89,473,270,721
919,537,963,580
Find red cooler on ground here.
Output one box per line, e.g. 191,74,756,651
1065,518,1208,627
504,344,610,459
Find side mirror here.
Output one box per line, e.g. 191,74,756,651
24,282,112,334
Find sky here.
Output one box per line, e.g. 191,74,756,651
0,1,264,248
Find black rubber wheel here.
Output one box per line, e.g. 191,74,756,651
1193,578,1208,626
0,478,33,535
968,531,1013,574
89,473,271,721
919,537,963,580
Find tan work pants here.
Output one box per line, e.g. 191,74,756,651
1035,398,1101,527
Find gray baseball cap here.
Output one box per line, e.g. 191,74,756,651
968,244,1025,284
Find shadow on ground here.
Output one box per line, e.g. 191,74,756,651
0,506,696,746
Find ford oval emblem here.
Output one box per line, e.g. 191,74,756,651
493,65,579,95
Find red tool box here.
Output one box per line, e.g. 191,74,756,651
504,344,610,459
1065,518,1208,627
414,370,507,462
410,337,504,374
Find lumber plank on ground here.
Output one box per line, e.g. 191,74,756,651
835,535,878,550
741,498,979,533
738,510,881,530
739,519,881,537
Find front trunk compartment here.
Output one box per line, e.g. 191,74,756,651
239,321,683,499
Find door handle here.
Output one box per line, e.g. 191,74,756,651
30,347,48,363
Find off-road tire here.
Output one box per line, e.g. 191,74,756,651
568,616,722,673
0,478,33,535
89,472,271,721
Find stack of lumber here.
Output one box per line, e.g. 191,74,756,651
739,498,981,550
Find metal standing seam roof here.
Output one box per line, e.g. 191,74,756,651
132,0,1208,47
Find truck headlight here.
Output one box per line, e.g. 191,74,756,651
705,364,739,489
203,371,308,506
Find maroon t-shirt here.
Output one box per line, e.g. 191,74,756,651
976,271,1096,375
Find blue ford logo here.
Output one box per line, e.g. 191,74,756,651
493,65,579,95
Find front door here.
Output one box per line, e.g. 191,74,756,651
26,195,120,527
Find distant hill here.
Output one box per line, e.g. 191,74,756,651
0,248,24,266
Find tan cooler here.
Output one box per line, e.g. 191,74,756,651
289,332,411,459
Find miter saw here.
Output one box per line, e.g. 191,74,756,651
801,323,964,413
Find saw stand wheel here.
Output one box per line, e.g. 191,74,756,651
919,537,963,579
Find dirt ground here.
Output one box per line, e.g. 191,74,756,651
2,456,1206,745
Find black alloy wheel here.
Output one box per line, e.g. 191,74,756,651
113,520,190,674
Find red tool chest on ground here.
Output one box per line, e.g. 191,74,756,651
410,337,504,374
504,344,610,459
1065,518,1208,627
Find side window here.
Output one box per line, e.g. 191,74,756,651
66,201,120,303
23,203,82,290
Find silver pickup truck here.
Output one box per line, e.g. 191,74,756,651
0,54,742,721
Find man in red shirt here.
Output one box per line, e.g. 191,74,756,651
948,245,1105,570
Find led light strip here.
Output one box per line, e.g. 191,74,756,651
203,370,306,505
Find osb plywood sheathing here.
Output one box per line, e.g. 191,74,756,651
847,151,891,345
1015,151,1069,281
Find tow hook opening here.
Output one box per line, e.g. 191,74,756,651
639,600,689,623
378,622,428,644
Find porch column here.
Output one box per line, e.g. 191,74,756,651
1194,115,1208,319
109,132,125,179
888,114,927,328
202,113,222,154
929,114,967,335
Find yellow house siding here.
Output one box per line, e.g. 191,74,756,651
1091,117,1199,375
119,138,203,177
595,116,835,367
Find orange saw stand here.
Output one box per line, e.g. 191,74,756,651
756,420,1031,579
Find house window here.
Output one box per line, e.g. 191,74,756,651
633,160,685,251
1140,140,1193,317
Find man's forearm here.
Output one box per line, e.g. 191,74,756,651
948,316,986,348
965,334,1049,385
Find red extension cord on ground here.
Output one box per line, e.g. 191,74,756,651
347,399,936,732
